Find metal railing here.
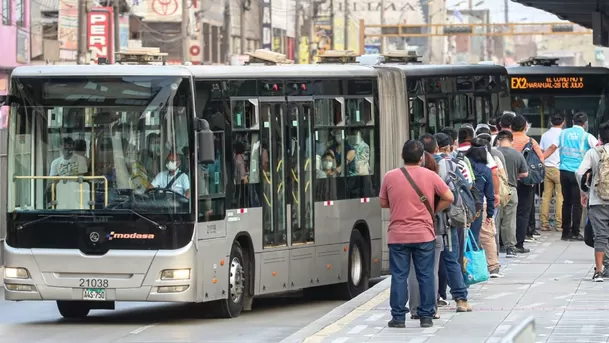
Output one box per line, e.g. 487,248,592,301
13,175,109,209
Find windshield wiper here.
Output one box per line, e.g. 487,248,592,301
110,209,166,230
15,214,73,231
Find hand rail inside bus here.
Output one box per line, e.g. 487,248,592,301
13,175,109,209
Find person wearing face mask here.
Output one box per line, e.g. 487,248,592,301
328,130,355,175
317,151,338,179
148,152,191,198
50,137,89,177
347,127,370,176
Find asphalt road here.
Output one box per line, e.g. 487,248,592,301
0,288,344,343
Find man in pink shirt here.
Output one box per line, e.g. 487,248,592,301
380,140,454,328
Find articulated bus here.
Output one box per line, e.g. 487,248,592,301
508,56,609,141
2,50,409,318
360,52,510,272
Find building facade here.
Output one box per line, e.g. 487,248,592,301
0,0,30,95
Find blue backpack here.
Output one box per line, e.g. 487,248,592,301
441,158,478,228
520,138,545,185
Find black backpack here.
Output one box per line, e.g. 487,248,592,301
520,138,545,185
452,153,483,216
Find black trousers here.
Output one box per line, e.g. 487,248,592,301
528,191,536,235
516,183,536,248
560,170,583,238
438,252,447,299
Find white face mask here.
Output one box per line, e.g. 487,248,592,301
322,161,333,170
166,161,178,171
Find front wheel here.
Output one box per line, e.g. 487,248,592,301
57,301,90,319
212,241,247,318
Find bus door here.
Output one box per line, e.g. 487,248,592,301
259,97,288,251
286,97,315,248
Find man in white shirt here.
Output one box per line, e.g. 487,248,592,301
149,152,191,198
50,137,88,177
539,113,564,232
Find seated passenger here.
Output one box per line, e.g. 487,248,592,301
317,151,339,179
328,130,355,175
50,137,88,177
148,152,191,198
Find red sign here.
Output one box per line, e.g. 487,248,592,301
87,8,114,64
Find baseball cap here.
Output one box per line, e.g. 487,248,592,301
434,132,452,148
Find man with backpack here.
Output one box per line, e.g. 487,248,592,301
577,121,609,282
433,132,473,312
510,115,545,254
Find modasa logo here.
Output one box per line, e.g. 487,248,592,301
107,231,155,240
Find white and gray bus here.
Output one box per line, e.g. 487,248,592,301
2,51,409,318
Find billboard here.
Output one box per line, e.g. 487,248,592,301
88,8,115,64
58,0,78,60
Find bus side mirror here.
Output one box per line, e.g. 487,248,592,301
196,118,215,164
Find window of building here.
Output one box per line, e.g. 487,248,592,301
2,0,11,25
15,0,24,26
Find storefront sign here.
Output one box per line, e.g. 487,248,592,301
261,0,272,50
88,8,114,63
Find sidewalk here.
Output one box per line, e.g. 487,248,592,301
282,233,609,343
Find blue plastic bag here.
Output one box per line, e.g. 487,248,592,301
463,228,489,285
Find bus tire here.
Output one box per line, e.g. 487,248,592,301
57,301,90,319
214,241,246,318
340,229,369,299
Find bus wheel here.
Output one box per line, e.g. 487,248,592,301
215,241,246,318
57,301,90,319
341,230,369,299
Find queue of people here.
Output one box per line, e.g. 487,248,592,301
380,111,607,328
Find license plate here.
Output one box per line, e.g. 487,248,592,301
82,288,106,301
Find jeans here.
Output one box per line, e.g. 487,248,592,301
560,170,583,238
438,254,447,300
408,236,442,317
443,228,468,300
516,183,535,248
389,240,436,322
470,215,483,246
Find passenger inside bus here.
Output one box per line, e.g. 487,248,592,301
140,133,162,177
347,125,371,176
328,129,355,175
148,152,190,198
49,137,88,177
317,151,338,178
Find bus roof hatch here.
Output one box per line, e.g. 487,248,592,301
245,49,294,65
380,50,422,64
317,50,359,64
518,56,559,67
115,48,168,65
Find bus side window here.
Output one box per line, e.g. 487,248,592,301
198,131,225,222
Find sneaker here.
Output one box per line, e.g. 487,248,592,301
506,248,517,258
602,268,609,278
437,297,449,307
525,235,536,242
420,317,433,328
499,246,506,253
388,319,405,328
593,268,604,282
456,299,472,312
532,230,541,237
561,236,571,241
489,268,504,278
515,247,530,254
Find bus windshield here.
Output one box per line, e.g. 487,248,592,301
7,76,193,214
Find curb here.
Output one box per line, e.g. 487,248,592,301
280,276,391,343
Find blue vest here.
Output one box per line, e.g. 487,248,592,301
559,127,591,172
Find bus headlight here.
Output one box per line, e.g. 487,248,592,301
4,267,30,279
161,269,191,280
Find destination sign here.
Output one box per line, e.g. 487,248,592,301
510,76,584,90
508,73,608,95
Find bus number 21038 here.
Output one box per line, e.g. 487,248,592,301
79,278,109,288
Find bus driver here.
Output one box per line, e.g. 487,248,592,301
148,152,191,198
